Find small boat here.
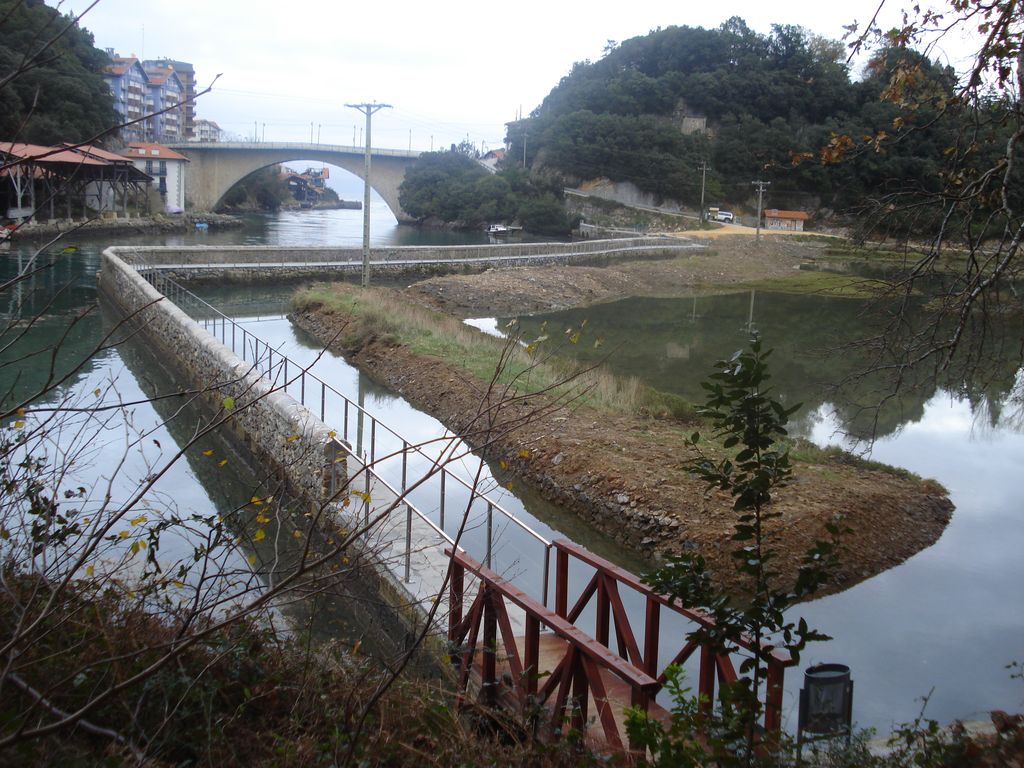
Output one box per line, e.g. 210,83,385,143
486,224,510,236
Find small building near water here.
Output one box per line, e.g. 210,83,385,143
123,142,190,213
763,209,809,231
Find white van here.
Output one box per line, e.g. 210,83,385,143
715,210,735,223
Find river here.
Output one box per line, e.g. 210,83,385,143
3,201,1021,734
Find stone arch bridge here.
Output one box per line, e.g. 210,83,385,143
166,142,421,221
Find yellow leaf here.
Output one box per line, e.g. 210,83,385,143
85,565,94,576
327,430,336,439
247,554,257,566
130,515,147,526
217,459,228,467
173,580,184,588
13,420,24,429
499,459,509,471
506,481,514,490
15,407,25,416
253,528,266,542
518,449,531,459
292,530,302,539
119,530,130,539
202,449,214,457
265,495,274,503
286,434,300,443
255,513,270,524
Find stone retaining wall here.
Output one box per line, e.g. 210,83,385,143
97,249,453,644
98,247,339,506
111,236,693,267
106,238,697,284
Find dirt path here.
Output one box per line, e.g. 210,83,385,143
292,243,952,595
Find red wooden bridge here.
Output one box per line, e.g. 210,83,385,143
447,539,795,756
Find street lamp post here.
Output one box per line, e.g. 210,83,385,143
345,101,392,288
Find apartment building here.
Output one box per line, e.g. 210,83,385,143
103,53,192,143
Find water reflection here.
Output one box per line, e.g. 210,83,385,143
507,291,1024,443
500,291,1024,731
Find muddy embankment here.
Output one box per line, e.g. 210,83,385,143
290,301,952,596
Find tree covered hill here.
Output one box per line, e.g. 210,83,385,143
505,17,970,215
0,0,117,145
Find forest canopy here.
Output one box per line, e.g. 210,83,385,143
0,0,118,145
505,17,1004,215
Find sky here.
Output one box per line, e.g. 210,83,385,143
55,0,978,153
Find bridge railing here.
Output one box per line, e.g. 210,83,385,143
552,539,795,735
138,267,555,606
447,547,660,755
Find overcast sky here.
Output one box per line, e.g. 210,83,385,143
56,0,974,152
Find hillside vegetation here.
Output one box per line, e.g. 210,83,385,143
0,0,117,145
506,18,1014,217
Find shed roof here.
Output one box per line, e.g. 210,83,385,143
763,209,809,220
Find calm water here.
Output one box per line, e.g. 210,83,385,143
500,290,1024,732
4,202,1022,733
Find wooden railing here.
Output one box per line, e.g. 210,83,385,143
552,539,795,734
447,548,660,752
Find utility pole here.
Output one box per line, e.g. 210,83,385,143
346,101,392,287
752,180,770,244
697,160,709,222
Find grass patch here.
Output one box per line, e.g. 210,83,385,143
738,270,898,299
294,282,697,421
790,438,947,493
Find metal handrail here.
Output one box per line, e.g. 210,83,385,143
139,267,553,604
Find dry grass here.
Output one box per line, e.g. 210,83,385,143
293,282,694,420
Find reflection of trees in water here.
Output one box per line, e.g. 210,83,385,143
510,289,1024,441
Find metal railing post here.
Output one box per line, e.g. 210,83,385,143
401,441,407,491
363,469,371,527
486,502,493,569
439,470,446,530
404,504,412,583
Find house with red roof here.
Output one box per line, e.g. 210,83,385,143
763,209,810,231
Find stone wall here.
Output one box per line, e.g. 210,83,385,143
97,249,459,642
98,247,341,506
112,236,689,266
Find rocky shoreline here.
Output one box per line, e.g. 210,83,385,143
8,212,243,242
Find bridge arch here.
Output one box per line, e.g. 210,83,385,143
168,142,421,221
